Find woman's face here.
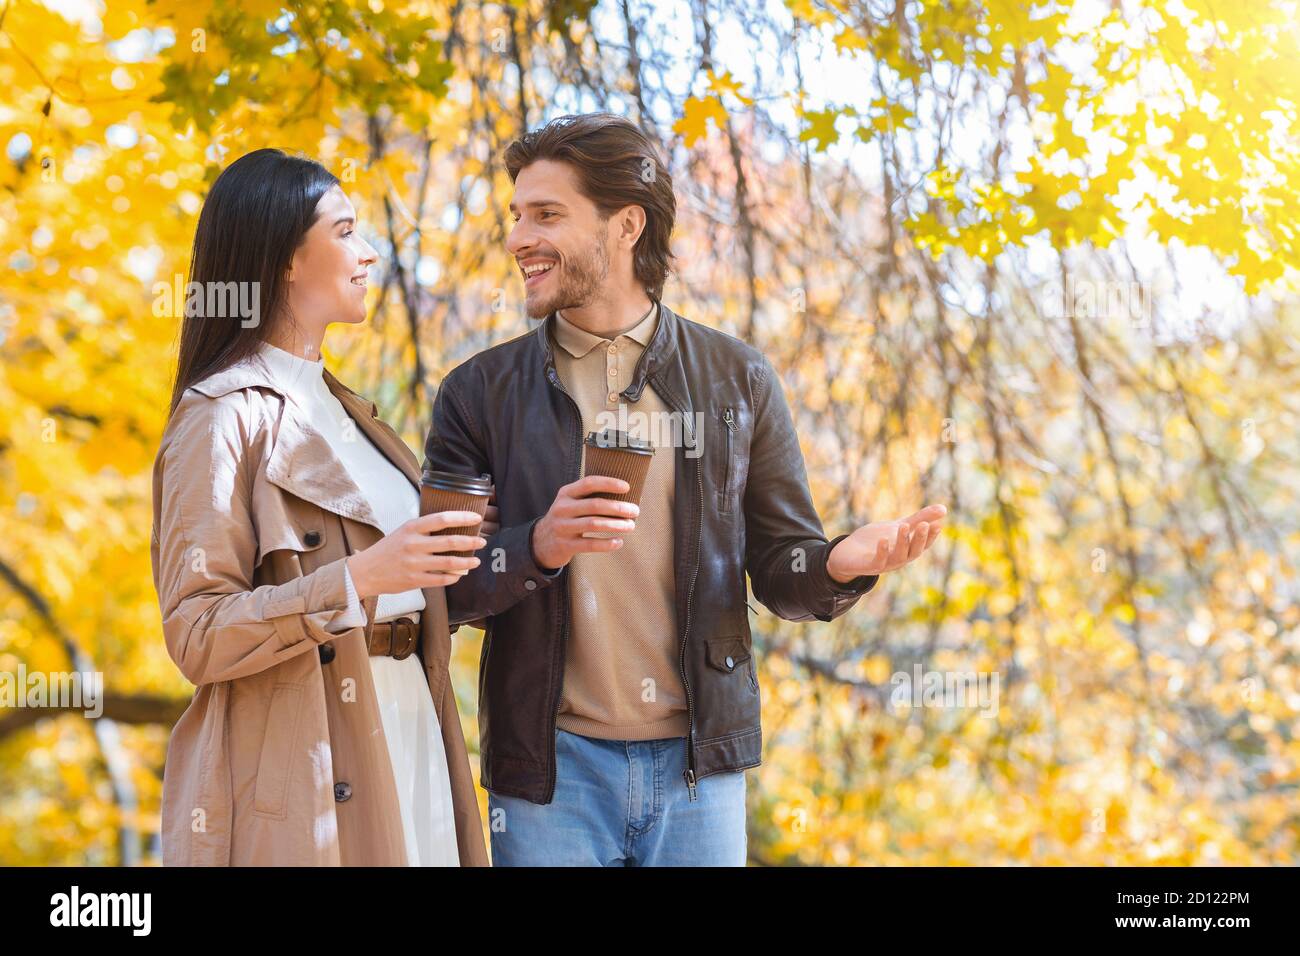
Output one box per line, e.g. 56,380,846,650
285,185,378,330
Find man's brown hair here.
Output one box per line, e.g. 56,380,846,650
504,113,676,300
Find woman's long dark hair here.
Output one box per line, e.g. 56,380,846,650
168,148,339,416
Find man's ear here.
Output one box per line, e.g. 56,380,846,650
616,204,647,248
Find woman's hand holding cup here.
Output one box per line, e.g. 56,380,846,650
347,511,487,597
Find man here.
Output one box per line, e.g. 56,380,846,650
426,113,945,866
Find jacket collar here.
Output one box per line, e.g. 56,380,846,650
537,298,678,403
189,356,420,532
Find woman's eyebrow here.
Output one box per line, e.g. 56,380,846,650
334,215,356,227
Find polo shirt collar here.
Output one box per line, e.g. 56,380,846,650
553,302,657,358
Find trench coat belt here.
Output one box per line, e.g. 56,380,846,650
366,615,421,660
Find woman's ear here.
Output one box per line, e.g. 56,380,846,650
285,246,301,283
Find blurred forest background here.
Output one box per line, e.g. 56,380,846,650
1,0,1298,865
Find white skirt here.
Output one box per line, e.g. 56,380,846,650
368,653,460,866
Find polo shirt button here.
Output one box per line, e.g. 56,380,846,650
304,530,321,547
524,579,537,591
608,392,618,402
318,643,336,664
608,367,617,377
725,656,735,670
334,782,352,802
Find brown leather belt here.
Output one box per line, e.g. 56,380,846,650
366,615,421,660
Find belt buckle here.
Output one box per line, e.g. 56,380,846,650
390,616,418,660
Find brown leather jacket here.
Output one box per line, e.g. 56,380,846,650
425,302,877,804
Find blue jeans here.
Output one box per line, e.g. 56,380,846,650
487,729,748,866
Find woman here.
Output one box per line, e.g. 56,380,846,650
151,148,490,865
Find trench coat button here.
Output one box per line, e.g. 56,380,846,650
725,656,735,670
304,530,321,547
334,782,352,802
524,578,537,591
318,643,335,664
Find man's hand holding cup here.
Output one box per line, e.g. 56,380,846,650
531,475,640,571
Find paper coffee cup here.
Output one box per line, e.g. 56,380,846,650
419,470,492,559
580,429,653,539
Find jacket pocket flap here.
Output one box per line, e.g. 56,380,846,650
705,635,751,672
255,520,328,567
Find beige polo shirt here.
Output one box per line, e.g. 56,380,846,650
551,303,688,740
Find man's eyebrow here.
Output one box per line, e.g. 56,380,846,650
508,199,568,213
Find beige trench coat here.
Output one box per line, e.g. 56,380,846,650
150,357,489,866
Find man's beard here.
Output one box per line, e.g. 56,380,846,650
524,234,609,319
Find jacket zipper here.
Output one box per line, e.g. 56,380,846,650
674,389,705,801
721,408,736,508
544,364,584,804
617,372,704,800
681,452,704,801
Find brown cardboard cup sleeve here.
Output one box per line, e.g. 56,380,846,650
419,470,492,560
579,430,653,540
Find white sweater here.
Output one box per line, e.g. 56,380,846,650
253,342,457,866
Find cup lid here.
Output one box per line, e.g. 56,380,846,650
420,469,493,494
584,429,654,455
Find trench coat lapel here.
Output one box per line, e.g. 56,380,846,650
189,358,423,534
263,402,385,530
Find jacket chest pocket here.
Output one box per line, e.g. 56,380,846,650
714,405,750,514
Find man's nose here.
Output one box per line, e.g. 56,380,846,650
506,220,532,257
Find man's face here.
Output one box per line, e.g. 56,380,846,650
506,159,611,319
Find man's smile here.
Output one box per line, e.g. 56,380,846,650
519,257,557,289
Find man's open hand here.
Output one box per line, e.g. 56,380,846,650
825,504,947,583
